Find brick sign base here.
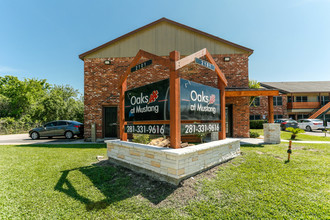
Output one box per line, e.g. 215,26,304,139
105,139,240,185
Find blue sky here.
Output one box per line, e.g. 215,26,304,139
1,0,329,94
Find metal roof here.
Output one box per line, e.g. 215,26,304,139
79,17,253,60
260,81,330,93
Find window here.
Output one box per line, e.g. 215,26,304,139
45,122,55,127
318,96,329,106
273,96,282,106
296,96,308,102
297,114,308,119
274,115,283,119
250,115,261,120
57,121,67,126
288,96,293,103
251,97,260,106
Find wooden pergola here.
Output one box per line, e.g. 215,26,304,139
226,89,279,122
118,49,279,148
118,48,227,149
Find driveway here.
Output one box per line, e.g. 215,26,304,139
0,134,87,145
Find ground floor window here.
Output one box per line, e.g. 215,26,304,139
297,114,309,119
274,114,283,119
250,115,261,120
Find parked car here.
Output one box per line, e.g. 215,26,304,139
275,119,298,131
297,119,327,131
29,120,84,140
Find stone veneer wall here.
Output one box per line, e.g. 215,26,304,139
263,123,281,144
84,54,250,139
106,139,240,185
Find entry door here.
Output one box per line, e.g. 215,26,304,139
225,105,233,137
104,107,118,137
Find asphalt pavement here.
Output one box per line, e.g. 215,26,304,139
0,133,88,145
1,132,329,146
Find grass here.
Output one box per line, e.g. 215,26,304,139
251,129,330,141
0,143,329,219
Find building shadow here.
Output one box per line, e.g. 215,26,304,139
54,160,177,211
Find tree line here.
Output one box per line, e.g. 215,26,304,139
0,75,83,134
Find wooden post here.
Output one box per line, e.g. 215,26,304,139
169,51,181,149
119,79,127,141
268,96,274,123
287,140,292,161
218,80,226,140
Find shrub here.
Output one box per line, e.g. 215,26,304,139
132,134,150,144
249,131,260,138
286,127,305,139
250,120,267,129
0,117,41,135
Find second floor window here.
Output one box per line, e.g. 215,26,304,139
318,96,329,105
296,96,308,102
273,96,282,106
252,97,260,106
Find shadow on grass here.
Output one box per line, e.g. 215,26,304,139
240,144,265,148
15,143,106,149
54,160,177,211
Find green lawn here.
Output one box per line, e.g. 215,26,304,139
251,129,330,141
0,143,329,219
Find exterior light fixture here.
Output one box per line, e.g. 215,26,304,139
104,60,111,65
224,57,230,62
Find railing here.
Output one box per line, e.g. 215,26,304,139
287,102,321,109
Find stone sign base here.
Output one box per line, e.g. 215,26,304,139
105,139,240,185
263,123,281,144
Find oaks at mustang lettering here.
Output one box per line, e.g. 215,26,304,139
129,90,160,114
190,90,217,114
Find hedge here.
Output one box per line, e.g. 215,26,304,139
250,120,267,129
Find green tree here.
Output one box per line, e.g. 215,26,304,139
0,75,49,119
0,75,84,134
41,85,84,122
249,80,261,106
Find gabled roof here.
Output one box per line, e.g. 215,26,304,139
79,17,253,60
261,81,330,93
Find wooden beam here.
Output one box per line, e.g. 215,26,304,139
268,96,274,123
175,48,206,70
118,49,171,87
225,90,279,97
139,50,171,67
118,50,144,87
169,51,181,149
218,81,226,140
205,50,228,86
119,80,127,141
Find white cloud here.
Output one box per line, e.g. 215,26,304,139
0,66,22,74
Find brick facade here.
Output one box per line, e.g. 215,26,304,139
84,54,250,139
249,94,288,120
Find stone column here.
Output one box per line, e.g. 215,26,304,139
263,123,280,144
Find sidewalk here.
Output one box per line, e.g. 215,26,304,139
239,137,330,145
